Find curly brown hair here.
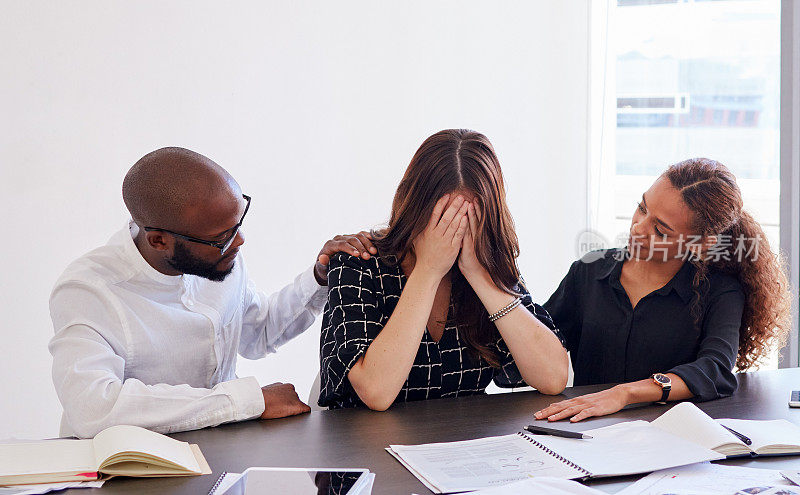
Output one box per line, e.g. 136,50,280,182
664,158,792,369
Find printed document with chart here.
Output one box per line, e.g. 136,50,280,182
387,421,722,494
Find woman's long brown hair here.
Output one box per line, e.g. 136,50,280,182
372,129,521,367
664,158,792,369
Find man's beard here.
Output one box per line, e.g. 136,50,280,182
167,240,235,282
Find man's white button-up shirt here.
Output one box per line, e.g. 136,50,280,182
49,221,326,438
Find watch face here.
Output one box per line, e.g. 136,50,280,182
653,373,670,384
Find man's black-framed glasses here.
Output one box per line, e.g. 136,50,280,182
144,194,251,255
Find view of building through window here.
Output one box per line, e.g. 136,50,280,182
613,0,781,367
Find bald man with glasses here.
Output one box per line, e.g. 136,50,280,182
49,147,376,438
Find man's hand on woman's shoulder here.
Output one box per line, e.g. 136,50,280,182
314,231,377,285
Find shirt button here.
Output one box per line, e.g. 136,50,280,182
186,300,194,306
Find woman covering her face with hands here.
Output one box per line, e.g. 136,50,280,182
318,129,569,410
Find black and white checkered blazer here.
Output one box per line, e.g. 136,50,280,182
318,253,565,410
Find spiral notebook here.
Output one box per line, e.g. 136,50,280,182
387,421,723,494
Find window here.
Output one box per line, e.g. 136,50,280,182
607,0,781,367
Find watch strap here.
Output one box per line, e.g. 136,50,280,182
657,385,671,404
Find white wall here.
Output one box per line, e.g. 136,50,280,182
0,1,590,440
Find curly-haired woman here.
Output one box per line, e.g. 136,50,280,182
537,158,792,422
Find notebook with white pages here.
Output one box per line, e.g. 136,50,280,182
387,421,722,494
0,425,210,486
650,401,800,457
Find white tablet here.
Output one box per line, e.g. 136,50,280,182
215,467,373,495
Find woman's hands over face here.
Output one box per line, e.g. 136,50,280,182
413,194,470,279
457,203,489,281
413,194,490,283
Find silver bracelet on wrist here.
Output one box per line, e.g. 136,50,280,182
488,297,522,322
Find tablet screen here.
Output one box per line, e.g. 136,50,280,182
221,468,368,495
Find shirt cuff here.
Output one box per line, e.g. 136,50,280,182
219,376,265,421
668,363,737,402
298,264,328,313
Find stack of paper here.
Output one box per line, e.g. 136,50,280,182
616,463,799,495
0,480,104,495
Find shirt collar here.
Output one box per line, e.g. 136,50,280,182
594,251,621,281
595,249,695,304
121,220,184,286
655,261,695,304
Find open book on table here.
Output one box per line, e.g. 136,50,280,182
650,401,800,457
0,425,210,486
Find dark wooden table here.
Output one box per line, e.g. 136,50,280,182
64,368,800,494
